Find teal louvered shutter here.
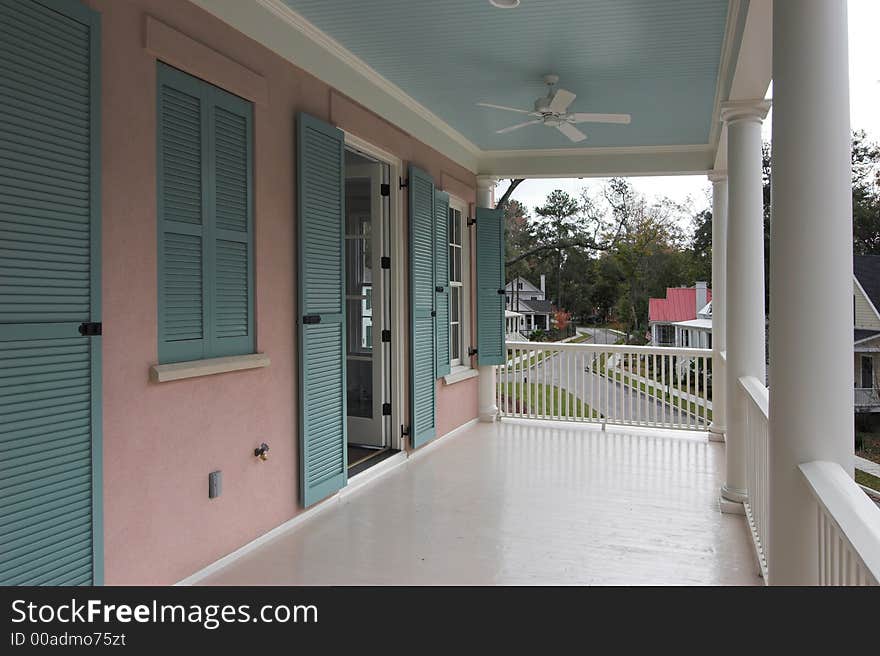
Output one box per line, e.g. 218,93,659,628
434,190,450,378
0,0,102,585
208,88,254,356
157,64,254,363
157,64,206,363
297,113,347,507
476,207,505,365
408,165,436,447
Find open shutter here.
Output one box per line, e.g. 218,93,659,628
297,113,347,507
434,190,450,378
0,0,102,585
476,207,505,365
157,64,206,363
208,88,254,357
409,165,436,447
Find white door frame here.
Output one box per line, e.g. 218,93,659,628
345,161,384,446
343,132,405,452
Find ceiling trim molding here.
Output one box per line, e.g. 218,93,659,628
480,143,710,159
189,0,479,171
479,145,715,179
708,0,750,149
254,0,480,158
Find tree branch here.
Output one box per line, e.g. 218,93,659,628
495,178,525,210
505,237,612,266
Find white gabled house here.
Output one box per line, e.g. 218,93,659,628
854,256,880,412
505,275,552,332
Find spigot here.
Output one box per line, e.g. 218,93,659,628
254,442,269,461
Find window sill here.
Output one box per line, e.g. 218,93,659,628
150,353,270,383
443,367,479,386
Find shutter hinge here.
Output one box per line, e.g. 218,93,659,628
399,176,409,189
382,402,392,416
468,347,478,357
401,425,410,437
78,322,102,336
467,216,476,226
381,329,391,343
380,183,390,197
380,256,391,270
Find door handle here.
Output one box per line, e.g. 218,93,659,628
302,315,321,324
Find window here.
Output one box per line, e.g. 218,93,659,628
656,324,675,345
157,63,254,364
448,201,469,368
517,282,523,290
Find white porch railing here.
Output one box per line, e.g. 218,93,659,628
740,375,770,580
800,461,880,585
854,387,880,408
497,341,713,431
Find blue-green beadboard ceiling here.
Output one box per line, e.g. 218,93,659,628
283,0,731,151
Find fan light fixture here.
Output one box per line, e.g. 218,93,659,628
489,0,520,8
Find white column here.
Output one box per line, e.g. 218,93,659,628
477,176,498,422
721,98,770,509
768,0,853,585
708,171,727,442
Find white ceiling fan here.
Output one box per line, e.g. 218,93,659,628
477,74,631,143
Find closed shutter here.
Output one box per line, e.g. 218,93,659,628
157,64,205,363
434,190,450,378
157,63,254,363
476,207,505,365
297,113,347,507
0,0,102,585
209,90,254,356
408,165,436,447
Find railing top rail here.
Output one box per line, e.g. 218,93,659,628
799,460,880,582
739,375,769,419
503,341,712,358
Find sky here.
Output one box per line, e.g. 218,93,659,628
508,0,880,225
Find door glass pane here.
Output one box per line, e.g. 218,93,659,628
346,173,372,418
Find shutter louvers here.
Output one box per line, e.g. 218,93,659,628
209,94,253,356
157,65,206,363
408,165,437,447
297,113,347,507
476,206,505,366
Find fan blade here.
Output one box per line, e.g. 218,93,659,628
477,102,533,114
568,112,632,125
496,119,542,134
548,88,576,113
557,123,587,143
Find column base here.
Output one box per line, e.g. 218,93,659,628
719,498,746,515
707,424,726,442
478,408,498,423
720,483,747,514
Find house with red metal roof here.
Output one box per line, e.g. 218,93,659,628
648,282,712,347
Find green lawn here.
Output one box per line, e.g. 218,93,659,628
599,360,712,422
504,330,592,369
501,381,600,419
856,468,880,492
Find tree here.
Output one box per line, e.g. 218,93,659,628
533,190,581,308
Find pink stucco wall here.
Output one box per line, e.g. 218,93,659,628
86,0,478,585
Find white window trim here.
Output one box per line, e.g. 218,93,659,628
448,195,470,371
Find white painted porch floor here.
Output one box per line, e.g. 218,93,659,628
200,420,759,585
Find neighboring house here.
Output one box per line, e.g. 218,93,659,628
505,275,552,332
853,256,880,412
648,282,712,347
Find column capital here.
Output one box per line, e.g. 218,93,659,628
707,169,728,183
476,175,497,191
721,98,771,125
